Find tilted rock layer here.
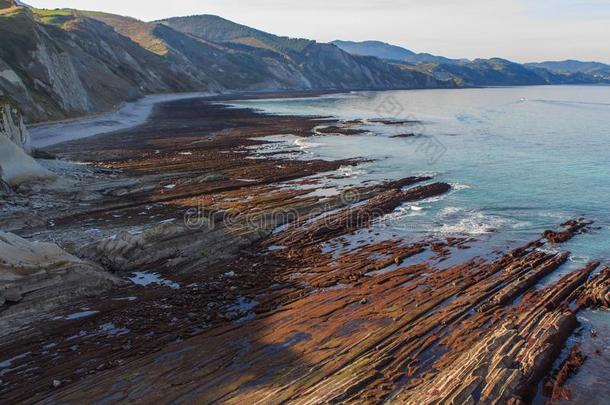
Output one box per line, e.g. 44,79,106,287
0,230,119,336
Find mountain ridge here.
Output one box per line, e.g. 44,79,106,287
0,5,608,124
525,60,610,80
0,6,453,122
158,14,314,55
525,60,609,72
331,39,610,86
331,40,457,65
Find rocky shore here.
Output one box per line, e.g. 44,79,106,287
0,96,607,404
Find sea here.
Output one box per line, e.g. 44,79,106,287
229,86,610,263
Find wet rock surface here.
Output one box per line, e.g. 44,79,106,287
543,344,587,402
0,97,607,404
543,219,592,244
577,267,610,310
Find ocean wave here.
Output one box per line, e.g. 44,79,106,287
568,255,590,264
337,166,365,177
535,246,562,255
379,205,426,223
294,138,322,149
439,207,462,216
436,208,512,235
449,183,471,191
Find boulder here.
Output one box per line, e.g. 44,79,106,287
0,230,120,336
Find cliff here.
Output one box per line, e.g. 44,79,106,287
0,7,449,123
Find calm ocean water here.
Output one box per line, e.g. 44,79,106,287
231,86,610,261
230,85,610,401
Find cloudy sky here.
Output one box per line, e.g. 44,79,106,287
26,0,610,63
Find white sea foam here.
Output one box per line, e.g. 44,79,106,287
337,165,365,177
449,183,471,191
294,138,322,149
438,217,503,235
439,207,462,216
436,208,512,235
380,204,427,223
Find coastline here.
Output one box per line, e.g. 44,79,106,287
29,92,219,148
27,84,610,149
28,89,351,149
1,95,608,403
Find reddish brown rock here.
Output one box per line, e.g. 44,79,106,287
0,98,605,405
577,267,610,309
543,345,587,402
543,218,592,243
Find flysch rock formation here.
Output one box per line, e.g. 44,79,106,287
0,97,607,404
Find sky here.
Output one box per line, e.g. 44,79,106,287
25,0,610,63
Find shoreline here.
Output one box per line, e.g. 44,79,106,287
28,89,347,149
1,96,608,403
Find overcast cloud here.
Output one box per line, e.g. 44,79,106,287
25,0,610,63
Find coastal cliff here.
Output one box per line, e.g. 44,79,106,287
0,5,449,123
0,4,608,403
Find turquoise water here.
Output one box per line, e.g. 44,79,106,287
231,86,610,264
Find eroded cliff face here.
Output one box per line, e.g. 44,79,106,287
0,99,53,186
0,99,30,152
0,7,176,122
0,6,450,123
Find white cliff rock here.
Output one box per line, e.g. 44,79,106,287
0,100,55,187
0,230,120,335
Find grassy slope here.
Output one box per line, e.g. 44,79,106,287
159,15,313,55
32,8,168,55
30,8,285,89
0,7,38,61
